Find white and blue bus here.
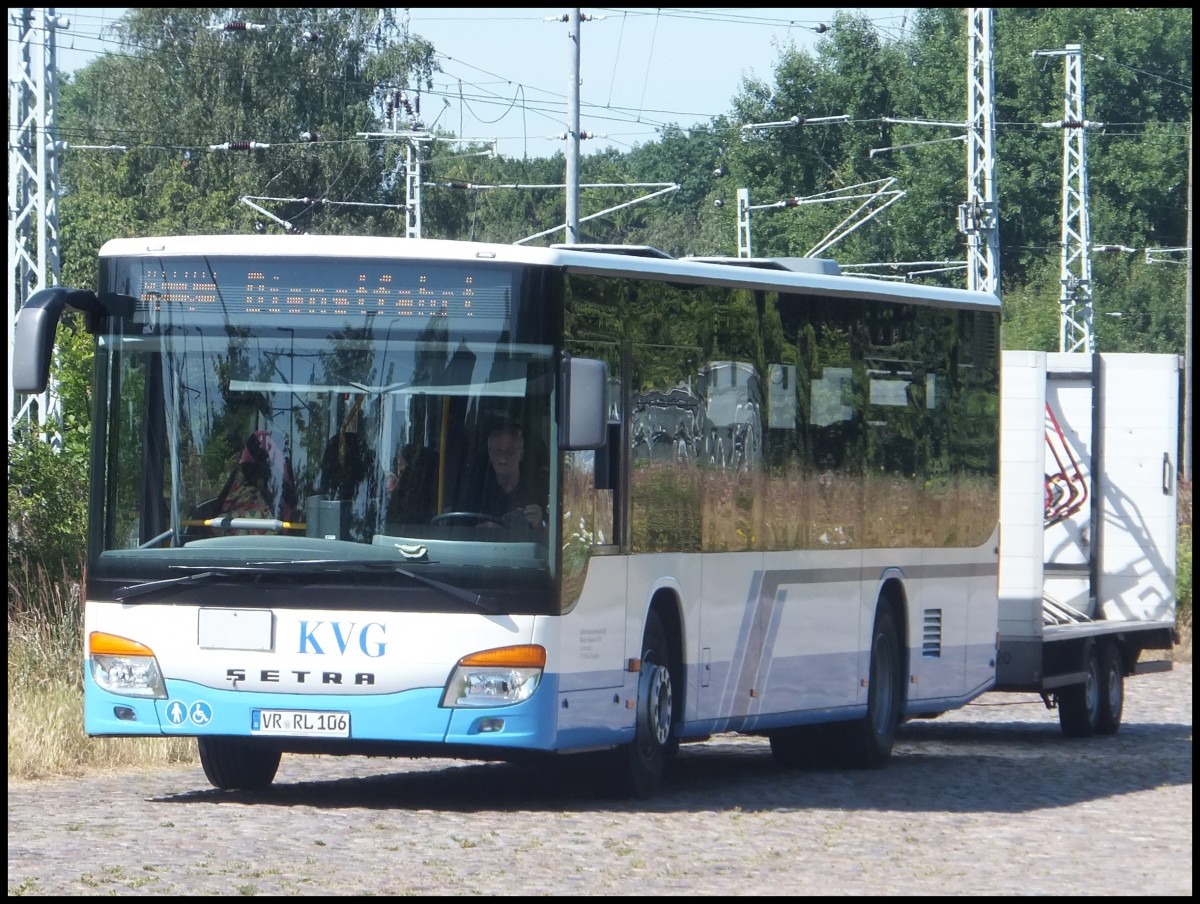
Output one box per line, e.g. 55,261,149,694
14,235,1001,798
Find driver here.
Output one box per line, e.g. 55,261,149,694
473,423,543,528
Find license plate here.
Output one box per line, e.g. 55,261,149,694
251,709,350,737
198,608,273,651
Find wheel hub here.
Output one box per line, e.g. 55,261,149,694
638,663,672,747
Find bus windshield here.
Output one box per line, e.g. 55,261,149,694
90,254,560,614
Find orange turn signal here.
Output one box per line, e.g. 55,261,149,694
458,644,546,669
89,632,155,657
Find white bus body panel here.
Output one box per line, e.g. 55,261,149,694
554,554,628,691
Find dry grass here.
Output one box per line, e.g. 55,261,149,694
6,670,198,781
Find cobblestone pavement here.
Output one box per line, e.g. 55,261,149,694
8,664,1191,896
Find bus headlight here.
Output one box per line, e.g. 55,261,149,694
441,644,546,708
89,632,167,699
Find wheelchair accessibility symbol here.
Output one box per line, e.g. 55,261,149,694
189,701,213,725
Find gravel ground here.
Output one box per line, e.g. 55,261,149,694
8,663,1191,896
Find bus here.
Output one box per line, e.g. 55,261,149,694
13,235,1001,798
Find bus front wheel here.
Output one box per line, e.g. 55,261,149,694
608,610,674,799
198,737,281,791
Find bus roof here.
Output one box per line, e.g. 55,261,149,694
98,234,1000,311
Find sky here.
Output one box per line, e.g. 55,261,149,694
15,7,915,159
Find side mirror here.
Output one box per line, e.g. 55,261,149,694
560,357,607,450
12,287,101,393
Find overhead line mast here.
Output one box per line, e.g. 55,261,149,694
1034,43,1097,353
8,7,66,446
963,8,1000,299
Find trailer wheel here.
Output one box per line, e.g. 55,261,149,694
1096,640,1125,735
1058,640,1101,738
198,737,281,791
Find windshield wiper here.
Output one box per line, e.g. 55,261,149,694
113,570,234,601
370,563,501,614
113,562,331,601
281,559,501,614
128,559,500,614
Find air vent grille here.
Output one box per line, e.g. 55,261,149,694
922,609,943,659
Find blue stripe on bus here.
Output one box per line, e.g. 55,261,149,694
84,671,574,751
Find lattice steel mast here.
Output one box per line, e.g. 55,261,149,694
1034,43,1096,353
962,8,1000,297
8,8,65,444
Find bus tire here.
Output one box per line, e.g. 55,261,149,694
1096,640,1125,735
1058,640,1101,738
838,605,903,769
609,610,674,799
198,737,281,791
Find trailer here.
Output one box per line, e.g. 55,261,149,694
997,351,1180,735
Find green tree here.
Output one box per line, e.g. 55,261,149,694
8,426,90,586
59,8,436,244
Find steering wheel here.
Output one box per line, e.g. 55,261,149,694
430,511,505,528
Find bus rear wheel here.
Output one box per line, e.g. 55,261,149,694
772,607,903,771
838,605,903,768
198,737,281,791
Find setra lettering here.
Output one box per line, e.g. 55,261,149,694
225,667,375,686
